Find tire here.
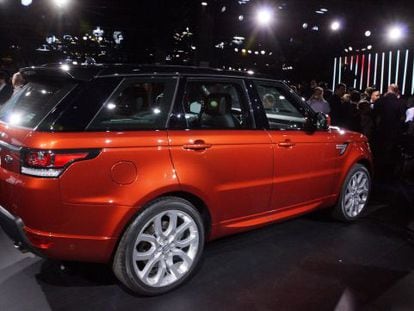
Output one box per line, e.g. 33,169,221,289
113,197,205,296
333,164,371,222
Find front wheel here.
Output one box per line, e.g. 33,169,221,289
113,197,205,296
333,164,371,221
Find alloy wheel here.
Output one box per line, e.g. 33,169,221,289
131,210,200,287
343,170,370,218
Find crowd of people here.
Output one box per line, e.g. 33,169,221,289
295,80,414,183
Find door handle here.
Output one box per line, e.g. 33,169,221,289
183,140,212,151
278,141,296,148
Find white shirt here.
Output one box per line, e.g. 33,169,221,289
406,107,414,122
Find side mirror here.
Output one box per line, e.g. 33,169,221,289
304,116,317,133
315,112,330,130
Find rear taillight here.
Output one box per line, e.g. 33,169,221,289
21,149,100,178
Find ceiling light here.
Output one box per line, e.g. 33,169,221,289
21,0,32,6
387,25,405,41
256,7,274,27
330,21,341,31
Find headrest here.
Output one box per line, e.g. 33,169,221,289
204,93,232,116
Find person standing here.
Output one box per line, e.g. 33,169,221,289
373,84,406,179
359,88,380,142
0,71,13,105
307,87,330,114
12,72,25,95
328,83,347,127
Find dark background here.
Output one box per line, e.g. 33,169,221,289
0,0,413,82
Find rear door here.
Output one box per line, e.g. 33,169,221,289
252,80,340,210
168,77,274,224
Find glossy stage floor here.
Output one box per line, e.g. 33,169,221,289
1,180,414,311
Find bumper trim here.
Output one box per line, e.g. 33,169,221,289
0,205,44,257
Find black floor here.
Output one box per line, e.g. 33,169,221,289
1,181,414,311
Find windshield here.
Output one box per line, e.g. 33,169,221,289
0,79,76,129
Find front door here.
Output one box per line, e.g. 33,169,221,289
252,81,340,210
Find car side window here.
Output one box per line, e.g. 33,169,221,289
88,78,177,131
255,82,307,130
182,80,251,129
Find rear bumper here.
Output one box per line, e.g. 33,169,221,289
0,204,118,262
0,204,44,257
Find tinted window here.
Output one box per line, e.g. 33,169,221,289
254,82,306,130
87,78,177,131
0,80,76,129
181,80,251,129
40,77,121,132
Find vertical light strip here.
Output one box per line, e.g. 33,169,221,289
411,53,414,95
345,56,348,65
354,55,359,89
395,49,400,84
350,55,354,71
388,51,392,86
402,49,409,95
338,57,342,83
367,54,371,89
373,53,378,87
380,52,385,94
332,57,337,90
360,54,365,90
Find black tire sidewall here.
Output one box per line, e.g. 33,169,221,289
121,197,205,296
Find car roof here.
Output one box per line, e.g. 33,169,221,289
21,63,279,82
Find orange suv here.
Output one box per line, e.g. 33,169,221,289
0,64,372,295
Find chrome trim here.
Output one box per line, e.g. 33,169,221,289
0,140,22,152
336,143,349,156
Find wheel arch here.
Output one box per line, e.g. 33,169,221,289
356,158,373,177
110,190,212,263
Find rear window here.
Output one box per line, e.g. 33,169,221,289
0,80,76,129
87,77,177,131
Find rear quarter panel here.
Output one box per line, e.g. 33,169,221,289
22,131,179,238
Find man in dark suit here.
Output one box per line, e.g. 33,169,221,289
0,71,13,105
328,83,348,128
373,84,406,179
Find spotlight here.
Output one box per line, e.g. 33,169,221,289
256,7,274,27
21,0,32,6
330,21,341,31
365,30,371,37
52,0,70,8
387,25,405,41
201,2,208,6
367,45,372,50
302,23,308,29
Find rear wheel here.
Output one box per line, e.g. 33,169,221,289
113,197,205,295
333,164,371,221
